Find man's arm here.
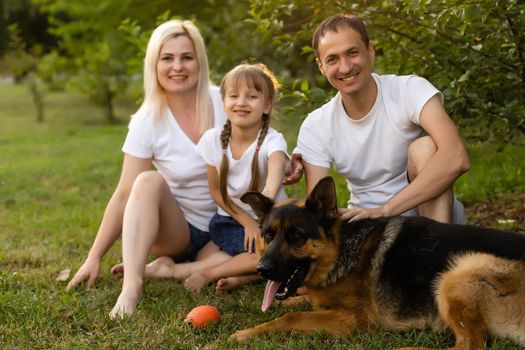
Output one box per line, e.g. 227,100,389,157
386,94,470,213
303,160,331,195
343,94,470,221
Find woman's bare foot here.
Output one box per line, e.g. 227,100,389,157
148,257,194,280
109,285,143,319
215,275,260,294
111,257,191,280
144,256,177,279
110,262,124,276
184,273,210,293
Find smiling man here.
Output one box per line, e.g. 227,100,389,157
294,14,470,224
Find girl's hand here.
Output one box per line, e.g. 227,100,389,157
66,257,101,291
243,220,261,254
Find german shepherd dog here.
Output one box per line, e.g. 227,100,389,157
232,177,525,349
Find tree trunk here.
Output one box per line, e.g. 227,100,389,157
26,73,44,123
103,82,116,123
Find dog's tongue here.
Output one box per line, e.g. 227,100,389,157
261,280,281,312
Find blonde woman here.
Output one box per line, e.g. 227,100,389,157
66,20,226,318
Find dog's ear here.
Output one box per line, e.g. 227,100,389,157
305,176,338,218
241,192,274,221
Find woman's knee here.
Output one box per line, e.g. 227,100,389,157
407,136,437,181
130,171,168,199
132,170,166,192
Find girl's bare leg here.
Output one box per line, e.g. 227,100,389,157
185,252,259,293
109,171,190,319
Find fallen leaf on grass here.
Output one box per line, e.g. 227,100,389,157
56,268,71,282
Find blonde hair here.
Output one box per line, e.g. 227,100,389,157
218,63,280,212
139,19,213,133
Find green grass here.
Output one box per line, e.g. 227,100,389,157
1,83,524,349
456,141,524,204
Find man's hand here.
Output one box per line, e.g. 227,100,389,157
66,257,101,291
283,153,304,185
339,206,391,221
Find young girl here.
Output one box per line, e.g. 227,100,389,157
148,63,288,293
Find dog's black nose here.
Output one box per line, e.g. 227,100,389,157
257,260,275,280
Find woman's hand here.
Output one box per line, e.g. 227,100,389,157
243,220,262,254
66,257,101,291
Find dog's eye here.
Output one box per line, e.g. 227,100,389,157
263,230,275,243
286,229,306,245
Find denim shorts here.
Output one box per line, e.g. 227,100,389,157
209,214,254,256
178,223,211,262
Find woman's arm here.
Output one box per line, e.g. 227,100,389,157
67,154,152,290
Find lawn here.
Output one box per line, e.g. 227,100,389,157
0,83,524,349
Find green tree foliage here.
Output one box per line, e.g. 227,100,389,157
33,0,194,122
33,0,145,123
248,0,525,143
4,23,45,122
0,0,58,58
33,0,269,122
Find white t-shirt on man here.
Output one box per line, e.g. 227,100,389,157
295,73,441,216
122,86,226,231
196,127,288,218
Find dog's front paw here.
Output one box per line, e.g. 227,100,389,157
230,328,257,341
278,295,309,308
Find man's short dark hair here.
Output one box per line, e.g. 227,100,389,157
312,14,370,58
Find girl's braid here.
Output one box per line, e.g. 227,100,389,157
219,120,235,212
249,113,271,191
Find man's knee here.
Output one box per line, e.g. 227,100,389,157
407,136,437,181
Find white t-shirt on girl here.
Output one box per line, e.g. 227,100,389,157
196,126,288,218
295,73,440,215
122,86,226,231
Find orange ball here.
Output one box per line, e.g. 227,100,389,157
184,305,221,328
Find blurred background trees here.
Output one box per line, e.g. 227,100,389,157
247,0,525,144
1,0,523,143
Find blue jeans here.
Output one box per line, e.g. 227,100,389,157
209,214,254,256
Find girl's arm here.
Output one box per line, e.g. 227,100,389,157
67,154,152,290
207,165,261,254
261,151,287,200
